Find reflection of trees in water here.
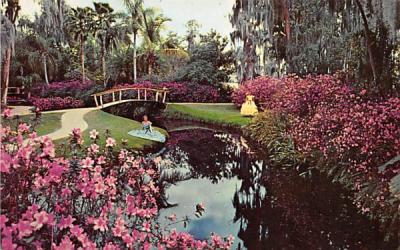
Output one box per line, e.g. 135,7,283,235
162,130,244,183
159,129,393,249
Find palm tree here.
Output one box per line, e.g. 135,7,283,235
141,8,171,77
66,7,95,84
25,35,60,85
1,0,20,105
93,2,118,86
123,0,143,82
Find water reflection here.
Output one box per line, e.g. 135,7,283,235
156,129,393,249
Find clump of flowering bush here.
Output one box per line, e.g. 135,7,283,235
0,109,234,249
231,76,284,108
39,80,94,98
237,74,400,239
29,96,85,111
115,82,221,103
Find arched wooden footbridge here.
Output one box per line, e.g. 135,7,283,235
92,87,169,108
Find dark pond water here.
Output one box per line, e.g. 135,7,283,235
154,127,394,250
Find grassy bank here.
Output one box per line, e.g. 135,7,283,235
8,113,63,136
56,110,167,150
164,103,251,127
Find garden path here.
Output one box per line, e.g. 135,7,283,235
11,106,96,141
41,108,95,140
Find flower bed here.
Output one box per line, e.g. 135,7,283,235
0,109,234,249
38,80,94,98
29,96,85,111
235,74,400,239
115,82,221,103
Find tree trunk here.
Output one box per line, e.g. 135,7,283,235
281,0,291,42
43,56,49,85
101,38,106,87
133,32,137,83
1,48,12,105
80,36,86,84
355,0,378,85
148,62,152,78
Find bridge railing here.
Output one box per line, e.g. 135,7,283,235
91,87,169,108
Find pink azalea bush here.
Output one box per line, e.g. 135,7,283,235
115,82,221,103
0,109,234,249
234,74,400,237
29,96,85,111
231,76,283,108
38,80,94,98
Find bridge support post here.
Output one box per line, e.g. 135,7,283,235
100,95,104,108
112,92,115,102
119,90,122,101
155,92,159,102
163,92,167,103
144,89,147,101
93,96,99,107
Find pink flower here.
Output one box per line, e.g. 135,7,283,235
0,151,11,173
54,236,74,250
58,215,75,230
93,217,108,232
81,157,94,169
31,211,49,230
97,155,106,164
2,108,12,118
106,137,116,147
16,220,33,238
89,129,99,139
94,181,106,194
89,143,100,154
18,123,31,133
142,221,151,232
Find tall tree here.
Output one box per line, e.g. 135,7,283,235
123,0,144,82
93,2,117,86
36,0,68,44
1,0,20,105
25,35,60,85
66,6,95,84
185,19,200,52
141,8,171,77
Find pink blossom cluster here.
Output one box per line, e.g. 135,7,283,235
40,80,94,96
115,82,221,103
233,74,400,225
29,96,85,111
231,76,284,108
0,110,234,249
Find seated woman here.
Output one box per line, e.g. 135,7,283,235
142,115,153,134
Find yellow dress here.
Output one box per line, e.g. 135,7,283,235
240,95,258,116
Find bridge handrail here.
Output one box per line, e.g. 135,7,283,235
91,87,169,97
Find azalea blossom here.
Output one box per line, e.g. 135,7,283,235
106,137,116,147
81,157,94,169
89,129,99,139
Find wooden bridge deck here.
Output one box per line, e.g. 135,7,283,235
91,87,169,108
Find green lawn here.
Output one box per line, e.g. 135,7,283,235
165,103,251,127
56,110,167,150
7,113,63,136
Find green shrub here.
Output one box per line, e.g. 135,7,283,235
244,111,304,167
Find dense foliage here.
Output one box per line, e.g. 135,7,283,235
114,82,223,103
1,0,235,105
235,75,400,239
0,109,234,249
231,0,400,95
29,96,85,111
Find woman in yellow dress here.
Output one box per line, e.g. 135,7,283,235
240,94,258,116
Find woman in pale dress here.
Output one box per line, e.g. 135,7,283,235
240,94,258,116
